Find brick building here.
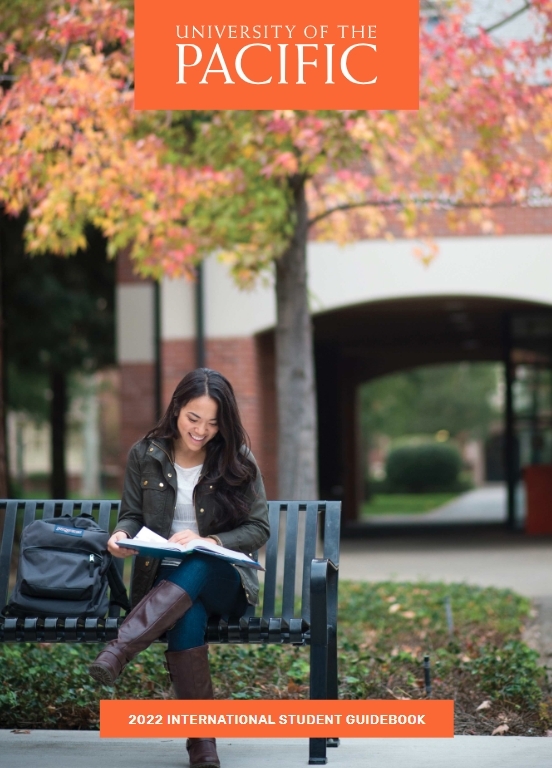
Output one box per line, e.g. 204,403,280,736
117,203,552,525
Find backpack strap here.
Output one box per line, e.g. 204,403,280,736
106,560,131,613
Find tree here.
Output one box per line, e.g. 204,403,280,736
3,1,552,501
0,1,228,493
2,214,115,497
359,362,500,442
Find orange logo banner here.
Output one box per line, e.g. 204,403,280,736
100,699,453,738
134,0,419,110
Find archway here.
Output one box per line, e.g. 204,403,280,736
314,295,552,530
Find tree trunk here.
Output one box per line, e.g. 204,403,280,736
275,176,318,500
50,369,67,498
81,373,100,497
0,214,10,497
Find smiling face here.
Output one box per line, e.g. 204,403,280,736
175,395,219,458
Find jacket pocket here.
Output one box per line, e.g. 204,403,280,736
141,473,169,492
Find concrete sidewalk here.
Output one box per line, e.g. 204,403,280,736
1,731,551,768
338,531,552,597
365,485,511,526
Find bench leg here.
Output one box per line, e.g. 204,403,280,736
309,737,328,765
326,624,339,748
309,631,328,764
308,631,328,764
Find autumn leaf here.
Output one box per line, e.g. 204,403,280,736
476,700,491,711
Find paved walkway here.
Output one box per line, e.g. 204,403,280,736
338,528,552,596
1,731,551,768
366,485,515,526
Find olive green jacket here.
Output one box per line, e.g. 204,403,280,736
114,438,270,608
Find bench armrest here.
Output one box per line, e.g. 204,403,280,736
309,558,339,703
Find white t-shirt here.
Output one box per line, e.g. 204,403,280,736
162,462,202,567
171,462,202,536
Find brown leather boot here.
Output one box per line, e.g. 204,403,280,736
88,580,192,685
165,645,220,768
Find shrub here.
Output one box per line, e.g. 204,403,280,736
469,641,546,710
385,443,462,493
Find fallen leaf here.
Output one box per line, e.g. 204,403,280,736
389,603,401,614
386,688,410,700
476,700,491,711
492,724,509,736
460,655,471,663
402,611,416,619
400,645,420,655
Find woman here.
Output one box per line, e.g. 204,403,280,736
89,368,270,768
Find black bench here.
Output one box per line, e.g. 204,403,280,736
0,498,340,765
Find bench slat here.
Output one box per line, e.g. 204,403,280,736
23,501,37,529
80,500,94,518
0,500,18,607
262,501,282,619
301,501,320,624
282,502,299,619
61,500,74,518
43,500,56,517
98,500,116,531
323,500,341,565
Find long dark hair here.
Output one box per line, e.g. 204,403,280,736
145,368,257,529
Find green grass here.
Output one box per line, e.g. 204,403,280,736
12,489,121,500
362,492,459,515
1,580,550,735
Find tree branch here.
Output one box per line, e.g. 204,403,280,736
483,2,531,35
58,2,79,65
307,196,541,228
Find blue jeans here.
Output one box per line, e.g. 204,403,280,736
154,554,248,651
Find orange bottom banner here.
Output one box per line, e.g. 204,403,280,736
100,699,454,738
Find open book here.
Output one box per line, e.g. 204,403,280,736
116,526,264,570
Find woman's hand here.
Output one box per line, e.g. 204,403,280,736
108,530,138,558
168,530,211,547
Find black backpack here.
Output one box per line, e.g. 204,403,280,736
4,513,130,618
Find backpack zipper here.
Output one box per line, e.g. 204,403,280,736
25,546,103,564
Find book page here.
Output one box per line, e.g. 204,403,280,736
133,526,170,545
123,526,259,565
